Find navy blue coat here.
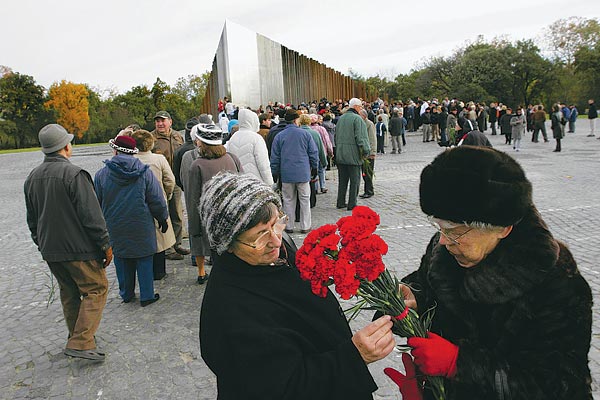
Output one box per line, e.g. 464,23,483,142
94,154,168,258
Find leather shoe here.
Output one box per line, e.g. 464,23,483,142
284,228,294,234
197,274,209,285
359,193,373,198
175,246,190,255
140,293,160,307
165,252,184,260
336,204,347,209
300,229,312,234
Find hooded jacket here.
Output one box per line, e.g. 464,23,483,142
227,109,273,185
94,154,168,258
402,207,592,399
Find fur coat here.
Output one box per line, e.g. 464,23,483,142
402,207,592,400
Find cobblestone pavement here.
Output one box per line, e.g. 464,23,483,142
1,122,599,399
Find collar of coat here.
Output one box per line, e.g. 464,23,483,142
426,206,568,305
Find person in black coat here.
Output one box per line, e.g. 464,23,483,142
198,172,395,400
384,146,592,400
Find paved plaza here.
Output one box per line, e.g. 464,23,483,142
1,122,599,399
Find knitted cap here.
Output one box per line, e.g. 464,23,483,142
199,172,282,254
284,109,299,122
420,146,532,227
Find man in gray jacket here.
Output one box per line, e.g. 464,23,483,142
24,124,112,361
334,98,370,210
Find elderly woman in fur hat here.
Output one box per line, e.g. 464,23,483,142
199,172,395,400
384,146,592,400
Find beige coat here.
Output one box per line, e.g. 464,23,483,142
135,151,176,252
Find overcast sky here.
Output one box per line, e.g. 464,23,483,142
3,0,599,94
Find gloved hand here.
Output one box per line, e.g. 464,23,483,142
384,353,424,400
407,332,458,378
158,219,169,233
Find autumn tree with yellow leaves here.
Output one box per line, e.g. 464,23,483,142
45,80,90,139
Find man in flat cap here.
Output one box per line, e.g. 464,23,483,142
24,124,112,361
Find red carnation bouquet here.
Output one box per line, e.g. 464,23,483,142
296,206,445,400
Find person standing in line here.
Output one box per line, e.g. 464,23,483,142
375,115,387,154
132,129,176,280
510,108,526,152
551,104,565,152
151,111,189,260
322,113,336,168
334,98,370,211
25,124,112,361
586,99,598,138
270,109,318,233
499,108,514,145
568,104,578,133
94,135,168,307
227,109,273,185
359,109,376,199
388,110,404,153
488,102,498,135
421,107,432,142
187,124,242,284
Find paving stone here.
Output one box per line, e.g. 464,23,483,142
1,122,599,398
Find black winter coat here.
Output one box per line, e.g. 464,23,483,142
403,207,592,400
200,250,377,400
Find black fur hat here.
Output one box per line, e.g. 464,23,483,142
420,146,532,226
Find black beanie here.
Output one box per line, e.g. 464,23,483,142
419,146,532,226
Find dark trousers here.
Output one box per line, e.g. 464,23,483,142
505,131,513,144
153,251,166,279
47,259,108,350
555,138,562,151
336,164,361,209
533,122,548,142
490,121,497,135
362,158,375,196
376,136,385,153
114,255,154,302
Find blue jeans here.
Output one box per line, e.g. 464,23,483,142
114,255,155,302
317,164,326,191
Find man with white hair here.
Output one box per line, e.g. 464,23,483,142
334,98,371,211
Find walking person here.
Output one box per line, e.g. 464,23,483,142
421,107,432,142
25,124,112,361
488,102,498,135
586,99,597,138
551,104,565,152
499,108,514,144
334,98,370,211
94,135,168,307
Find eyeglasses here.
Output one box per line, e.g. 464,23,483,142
429,218,473,245
236,215,289,250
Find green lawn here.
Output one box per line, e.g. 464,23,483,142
0,142,105,155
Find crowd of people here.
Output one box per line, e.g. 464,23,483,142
23,92,595,398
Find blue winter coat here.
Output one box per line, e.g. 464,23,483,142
94,154,168,258
270,124,318,183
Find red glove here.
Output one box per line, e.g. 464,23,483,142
407,332,458,378
384,353,424,400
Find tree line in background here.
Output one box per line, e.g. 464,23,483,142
0,17,598,150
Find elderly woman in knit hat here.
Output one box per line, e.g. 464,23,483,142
94,135,168,307
199,172,395,400
384,146,592,399
186,124,242,284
